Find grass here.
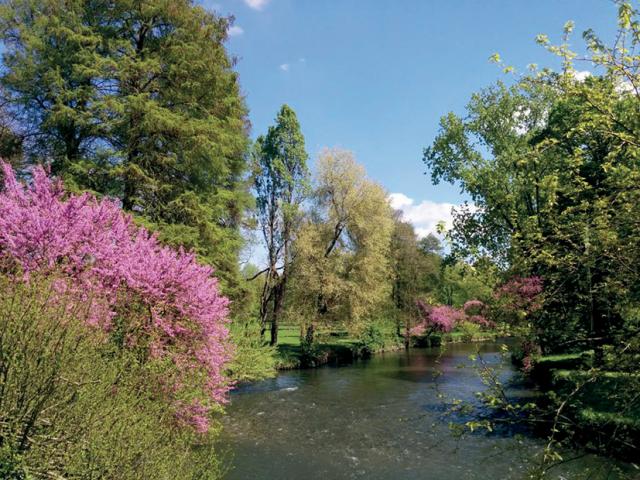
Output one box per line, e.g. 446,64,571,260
274,324,496,369
275,325,367,369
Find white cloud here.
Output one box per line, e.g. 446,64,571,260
389,193,459,239
279,63,290,71
573,70,592,82
228,25,244,36
244,0,269,10
615,79,635,94
299,57,306,63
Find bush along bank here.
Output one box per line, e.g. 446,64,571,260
513,349,640,461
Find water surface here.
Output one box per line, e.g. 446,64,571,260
221,342,622,479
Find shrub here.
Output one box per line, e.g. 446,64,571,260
227,318,277,382
0,162,231,430
354,323,387,357
0,275,222,479
300,324,325,367
457,320,482,342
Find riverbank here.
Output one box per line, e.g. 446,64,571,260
527,350,640,460
274,325,498,370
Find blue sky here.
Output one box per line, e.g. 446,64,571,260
204,0,620,238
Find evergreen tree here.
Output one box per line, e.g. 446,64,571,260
0,0,250,298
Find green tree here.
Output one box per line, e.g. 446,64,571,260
390,217,441,338
251,105,309,344
290,149,394,341
0,0,250,299
423,8,640,353
437,261,495,307
418,232,443,256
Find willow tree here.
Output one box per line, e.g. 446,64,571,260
0,0,250,298
252,105,309,344
290,149,394,340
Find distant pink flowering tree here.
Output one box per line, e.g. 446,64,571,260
409,301,464,336
0,162,232,433
409,299,495,338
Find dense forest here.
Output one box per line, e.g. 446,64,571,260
0,0,638,478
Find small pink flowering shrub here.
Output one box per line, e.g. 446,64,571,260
0,162,232,432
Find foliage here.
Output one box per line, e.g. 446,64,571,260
425,2,640,471
0,275,222,479
224,263,278,381
0,162,231,430
227,318,277,382
410,299,493,338
299,324,325,367
390,216,442,336
456,321,483,342
437,260,497,308
252,105,309,344
491,276,543,329
289,149,395,335
353,323,387,357
0,0,251,300
424,9,640,351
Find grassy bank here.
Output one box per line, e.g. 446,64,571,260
275,325,498,370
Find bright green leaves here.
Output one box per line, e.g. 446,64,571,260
423,4,640,351
252,104,309,344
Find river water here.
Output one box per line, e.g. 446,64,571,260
220,342,628,479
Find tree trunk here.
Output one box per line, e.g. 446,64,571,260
259,277,272,341
270,280,285,346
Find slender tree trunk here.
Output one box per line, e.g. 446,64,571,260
271,280,284,345
259,274,273,341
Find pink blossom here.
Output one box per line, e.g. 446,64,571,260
429,305,465,332
495,276,543,313
411,300,465,335
463,299,485,314
0,162,232,431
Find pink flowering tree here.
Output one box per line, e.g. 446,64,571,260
491,276,544,371
493,276,543,322
409,299,496,340
0,162,232,433
409,301,463,337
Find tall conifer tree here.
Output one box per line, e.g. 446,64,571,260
0,0,250,297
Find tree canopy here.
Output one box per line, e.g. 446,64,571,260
0,0,250,298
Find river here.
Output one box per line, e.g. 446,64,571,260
220,341,628,479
